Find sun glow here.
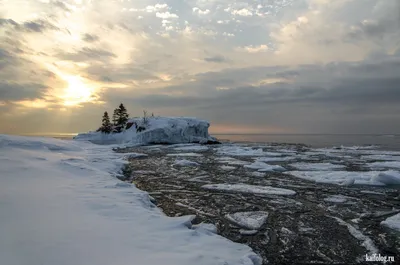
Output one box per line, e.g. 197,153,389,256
62,75,94,106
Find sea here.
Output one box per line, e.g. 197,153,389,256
26,133,400,151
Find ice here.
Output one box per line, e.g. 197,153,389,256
225,211,269,230
244,161,286,172
216,157,250,166
0,134,261,265
173,145,209,152
256,156,295,162
289,162,345,171
372,171,400,185
192,223,218,234
240,230,258,235
361,155,400,161
174,159,200,167
247,172,266,178
324,195,348,203
74,117,218,145
381,213,400,232
331,216,379,254
367,161,400,170
287,170,400,186
167,153,203,157
202,184,296,196
217,146,267,157
220,165,236,171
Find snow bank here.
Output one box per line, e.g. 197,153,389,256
0,134,261,265
74,117,219,145
202,183,296,196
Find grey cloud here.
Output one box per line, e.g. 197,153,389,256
97,57,400,134
0,82,47,101
203,55,229,63
82,33,100,43
0,18,59,33
56,47,116,62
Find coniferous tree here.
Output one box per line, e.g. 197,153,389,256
100,111,112,133
117,103,129,127
112,108,119,126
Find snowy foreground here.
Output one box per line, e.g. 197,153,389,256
74,116,218,145
0,135,261,265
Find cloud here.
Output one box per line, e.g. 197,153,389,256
237,45,268,53
203,55,229,63
156,12,178,19
82,33,99,43
0,81,47,101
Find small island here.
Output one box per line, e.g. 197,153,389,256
74,103,220,145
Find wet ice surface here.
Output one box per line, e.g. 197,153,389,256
117,142,400,265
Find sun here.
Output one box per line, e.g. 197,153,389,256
62,75,94,106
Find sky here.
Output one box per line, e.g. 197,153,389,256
0,0,399,135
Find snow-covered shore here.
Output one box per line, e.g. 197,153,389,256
0,134,261,265
74,116,219,145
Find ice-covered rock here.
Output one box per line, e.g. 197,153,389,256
74,117,219,145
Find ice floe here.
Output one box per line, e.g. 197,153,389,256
289,162,346,171
381,213,400,232
225,211,269,230
244,161,286,172
324,195,349,203
174,159,200,167
367,161,400,170
202,184,296,196
220,165,236,171
217,146,267,157
287,170,400,186
173,145,209,152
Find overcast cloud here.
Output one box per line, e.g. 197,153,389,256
0,0,399,134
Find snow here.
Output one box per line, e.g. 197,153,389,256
202,184,296,196
381,213,400,232
225,211,269,230
174,159,200,167
0,134,261,265
74,117,218,145
287,170,400,186
289,162,345,171
244,161,286,172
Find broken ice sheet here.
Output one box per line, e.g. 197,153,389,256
202,183,296,196
289,162,345,171
225,211,269,230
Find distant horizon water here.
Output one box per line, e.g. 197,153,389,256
10,132,400,150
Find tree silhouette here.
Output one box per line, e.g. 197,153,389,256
100,111,112,133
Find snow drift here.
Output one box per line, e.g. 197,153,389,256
74,116,219,145
0,134,261,265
